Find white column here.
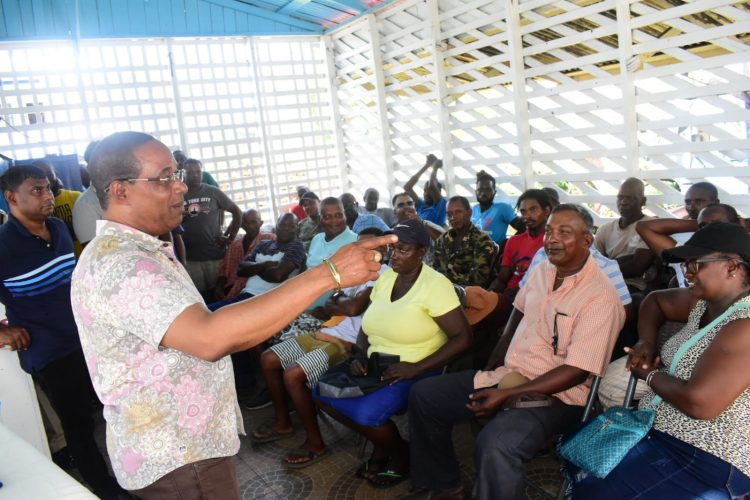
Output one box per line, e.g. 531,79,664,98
367,14,396,196
507,0,534,191
323,37,349,192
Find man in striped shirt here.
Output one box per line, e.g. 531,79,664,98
406,204,626,500
0,165,123,498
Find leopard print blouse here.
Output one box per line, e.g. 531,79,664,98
639,297,750,477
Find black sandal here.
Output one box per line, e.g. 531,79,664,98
368,467,409,489
355,458,387,480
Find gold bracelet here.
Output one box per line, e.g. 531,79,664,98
323,258,342,294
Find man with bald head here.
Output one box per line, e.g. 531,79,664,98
215,208,275,301
340,192,389,234
363,187,397,226
594,177,655,292
636,181,721,288
71,131,393,496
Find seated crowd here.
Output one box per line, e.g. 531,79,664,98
0,140,748,500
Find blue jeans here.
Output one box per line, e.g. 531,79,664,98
572,429,750,499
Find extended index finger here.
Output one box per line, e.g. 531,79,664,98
354,234,398,250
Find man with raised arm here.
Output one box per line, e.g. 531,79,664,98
404,155,448,226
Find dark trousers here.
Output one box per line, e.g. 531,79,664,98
206,292,253,312
409,370,583,500
572,429,750,499
128,456,240,500
33,349,122,498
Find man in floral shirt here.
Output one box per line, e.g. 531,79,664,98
72,132,393,497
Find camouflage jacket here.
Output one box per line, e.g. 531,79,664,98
433,224,495,287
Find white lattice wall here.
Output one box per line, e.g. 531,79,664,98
0,36,340,222
329,0,750,219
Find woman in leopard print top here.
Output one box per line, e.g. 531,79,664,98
573,222,750,499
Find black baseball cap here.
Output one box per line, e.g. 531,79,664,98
300,191,319,201
661,222,750,263
392,219,431,248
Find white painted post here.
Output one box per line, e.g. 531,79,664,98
617,0,639,178
323,36,350,192
506,0,534,191
367,14,396,197
247,38,280,220
166,39,189,153
426,0,456,197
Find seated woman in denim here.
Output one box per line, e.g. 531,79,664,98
572,222,750,499
314,218,472,489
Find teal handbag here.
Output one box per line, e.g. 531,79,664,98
560,300,750,478
559,404,655,478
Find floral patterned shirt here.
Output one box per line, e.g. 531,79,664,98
70,220,243,490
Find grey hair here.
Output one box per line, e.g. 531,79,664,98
88,131,156,209
551,203,594,234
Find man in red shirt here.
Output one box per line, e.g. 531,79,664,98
489,189,552,322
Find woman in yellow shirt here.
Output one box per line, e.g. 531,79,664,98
315,219,472,488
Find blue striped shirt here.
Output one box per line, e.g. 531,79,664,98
0,215,81,372
519,246,632,306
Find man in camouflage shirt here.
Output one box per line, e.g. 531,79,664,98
433,196,496,287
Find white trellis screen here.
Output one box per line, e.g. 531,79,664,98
0,36,340,222
328,0,750,219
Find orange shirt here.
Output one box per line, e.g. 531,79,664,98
474,254,625,406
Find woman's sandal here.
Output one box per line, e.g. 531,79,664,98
368,467,409,489
355,458,387,480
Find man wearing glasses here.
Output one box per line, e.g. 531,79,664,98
404,204,625,500
181,158,243,301
70,132,392,497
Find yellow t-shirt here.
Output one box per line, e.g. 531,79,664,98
54,189,82,256
362,265,460,363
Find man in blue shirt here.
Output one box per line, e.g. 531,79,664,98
404,155,448,226
0,165,122,498
471,170,524,245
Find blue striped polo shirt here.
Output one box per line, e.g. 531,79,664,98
0,215,80,372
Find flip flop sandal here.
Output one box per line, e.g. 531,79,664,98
250,424,294,444
283,448,330,469
368,468,409,489
355,458,387,480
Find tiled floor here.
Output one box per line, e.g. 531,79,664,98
80,397,562,499
234,404,563,499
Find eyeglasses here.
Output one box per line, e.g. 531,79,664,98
681,257,735,275
105,170,185,193
396,200,415,208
